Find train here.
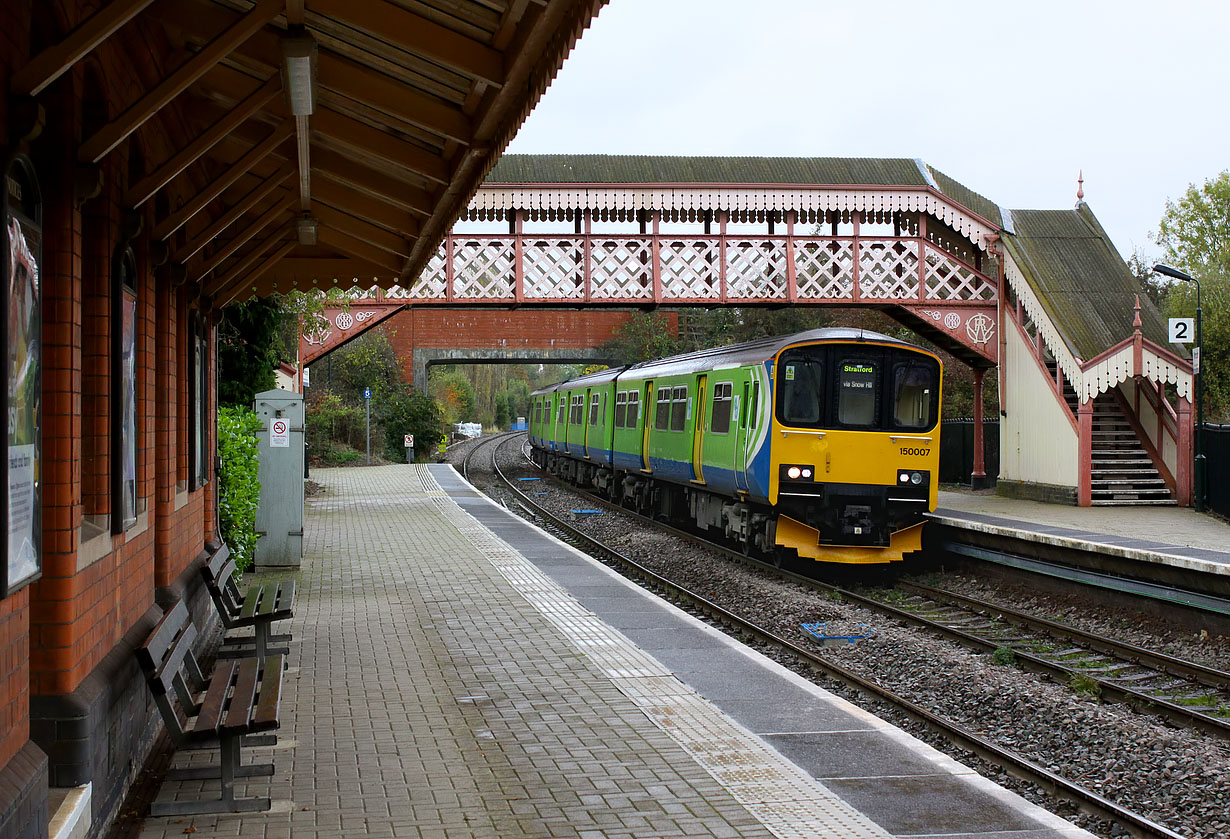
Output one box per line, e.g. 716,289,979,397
528,328,943,566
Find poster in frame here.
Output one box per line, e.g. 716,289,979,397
3,154,42,597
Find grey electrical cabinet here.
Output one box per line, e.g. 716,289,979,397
253,389,305,568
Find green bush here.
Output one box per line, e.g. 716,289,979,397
378,385,444,461
218,406,263,572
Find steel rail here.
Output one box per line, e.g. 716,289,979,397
520,443,1230,739
491,436,1187,839
899,580,1230,690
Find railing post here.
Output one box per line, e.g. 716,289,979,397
851,210,861,302
1078,396,1093,506
785,210,798,303
651,210,662,304
917,213,928,302
445,232,455,303
583,208,592,303
971,368,988,489
1177,394,1193,506
719,210,728,303
513,208,525,303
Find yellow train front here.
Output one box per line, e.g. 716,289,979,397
529,328,942,566
766,333,942,564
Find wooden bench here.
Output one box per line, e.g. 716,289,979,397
136,600,284,815
202,542,295,660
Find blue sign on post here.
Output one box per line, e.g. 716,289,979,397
363,388,372,399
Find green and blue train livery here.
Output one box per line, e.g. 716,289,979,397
529,328,942,565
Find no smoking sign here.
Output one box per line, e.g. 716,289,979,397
270,418,290,448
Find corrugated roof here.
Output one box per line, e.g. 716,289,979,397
926,166,1003,228
486,155,931,186
1003,204,1172,360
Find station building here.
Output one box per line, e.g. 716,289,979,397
0,1,605,836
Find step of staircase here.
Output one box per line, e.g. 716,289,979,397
1085,394,1175,505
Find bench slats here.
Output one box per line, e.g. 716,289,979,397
222,658,260,735
196,660,237,734
253,656,283,730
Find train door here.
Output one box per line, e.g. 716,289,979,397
582,387,592,458
692,375,707,483
641,380,653,472
735,380,750,491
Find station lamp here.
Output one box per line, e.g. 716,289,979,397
1153,263,1205,512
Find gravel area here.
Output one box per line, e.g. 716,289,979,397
454,435,1230,839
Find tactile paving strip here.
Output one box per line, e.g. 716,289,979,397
423,465,892,839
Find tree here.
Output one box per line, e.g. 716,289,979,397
1154,171,1230,421
217,298,289,407
429,368,477,425
1154,171,1230,279
599,312,679,364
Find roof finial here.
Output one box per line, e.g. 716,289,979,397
1076,170,1084,205
1133,294,1142,330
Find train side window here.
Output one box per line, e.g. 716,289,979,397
741,383,750,428
750,382,760,428
534,402,541,425
589,393,600,425
670,386,687,431
892,358,938,430
615,391,627,427
655,387,670,430
711,382,733,433
628,391,640,428
571,394,585,425
557,399,567,426
837,358,878,427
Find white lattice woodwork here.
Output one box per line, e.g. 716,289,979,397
659,239,720,299
726,238,787,299
391,248,447,298
923,247,996,301
453,239,514,298
589,238,653,299
859,239,919,299
523,239,584,299
795,239,854,298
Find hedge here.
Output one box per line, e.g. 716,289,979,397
218,405,263,572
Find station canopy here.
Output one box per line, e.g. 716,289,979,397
19,0,607,304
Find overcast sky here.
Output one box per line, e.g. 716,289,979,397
504,0,1229,261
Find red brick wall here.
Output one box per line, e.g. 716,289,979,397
383,308,652,377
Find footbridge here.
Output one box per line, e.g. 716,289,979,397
292,155,1193,507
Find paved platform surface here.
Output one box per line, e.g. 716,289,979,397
133,465,1092,837
935,490,1230,576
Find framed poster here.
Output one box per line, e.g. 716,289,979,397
2,156,42,596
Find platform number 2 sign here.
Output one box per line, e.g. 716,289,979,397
1168,318,1194,344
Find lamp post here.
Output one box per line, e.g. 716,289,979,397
1153,263,1204,511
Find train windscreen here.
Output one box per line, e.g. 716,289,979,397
775,345,938,432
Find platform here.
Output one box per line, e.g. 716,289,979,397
934,490,1230,579
133,464,1093,838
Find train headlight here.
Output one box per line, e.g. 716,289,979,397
899,473,909,483
897,469,929,487
910,471,923,485
781,464,816,482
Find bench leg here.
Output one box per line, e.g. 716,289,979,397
149,735,272,816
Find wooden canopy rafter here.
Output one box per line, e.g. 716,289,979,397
11,0,606,302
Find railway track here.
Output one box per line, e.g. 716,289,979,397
460,432,1190,839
